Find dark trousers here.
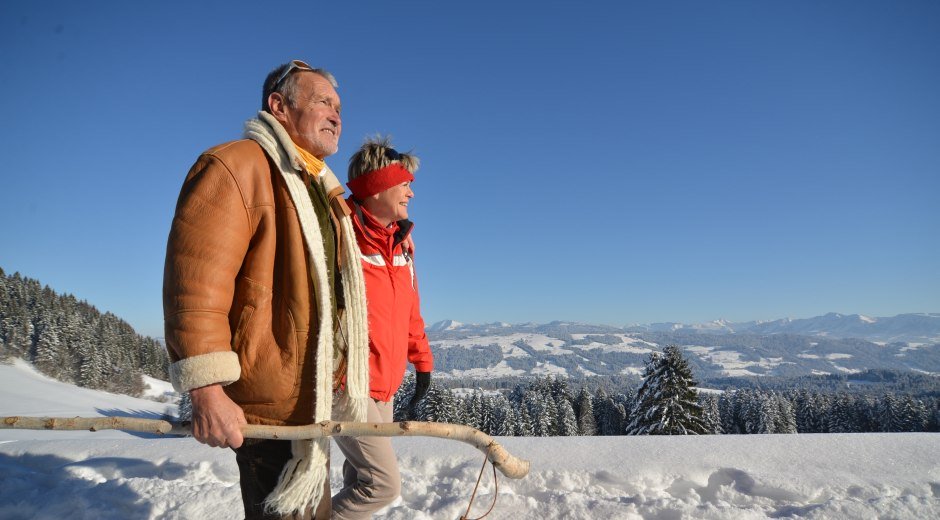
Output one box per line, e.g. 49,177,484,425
234,439,331,520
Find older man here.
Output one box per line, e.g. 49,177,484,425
163,60,370,519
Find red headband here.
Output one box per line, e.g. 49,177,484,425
347,163,414,199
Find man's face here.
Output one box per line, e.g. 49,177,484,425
364,181,414,226
275,73,342,158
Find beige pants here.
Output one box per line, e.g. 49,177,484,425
332,399,401,519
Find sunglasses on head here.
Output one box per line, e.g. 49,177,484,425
272,60,313,91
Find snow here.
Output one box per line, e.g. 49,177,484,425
444,360,526,379
620,366,644,376
832,365,863,374
2,360,939,519
431,333,565,358
569,334,657,354
142,375,176,402
683,346,789,377
530,361,568,377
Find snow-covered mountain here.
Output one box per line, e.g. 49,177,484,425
426,313,940,380
623,312,940,344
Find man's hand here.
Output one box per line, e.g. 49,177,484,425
408,372,431,410
189,383,247,449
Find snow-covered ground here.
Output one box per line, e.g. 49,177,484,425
1,360,939,519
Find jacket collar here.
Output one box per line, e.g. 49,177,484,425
347,198,413,250
243,111,348,206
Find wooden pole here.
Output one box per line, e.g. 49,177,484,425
1,416,530,479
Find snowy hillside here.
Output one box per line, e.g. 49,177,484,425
426,314,940,380
2,361,939,519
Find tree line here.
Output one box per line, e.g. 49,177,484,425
393,345,940,436
0,267,168,396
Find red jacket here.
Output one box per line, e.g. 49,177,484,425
348,199,434,401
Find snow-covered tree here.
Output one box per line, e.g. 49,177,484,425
575,387,597,436
523,390,557,437
393,373,416,421
772,393,798,434
792,390,826,433
593,388,627,436
895,395,929,432
515,402,534,436
626,345,707,435
699,393,722,434
414,383,462,424
555,397,578,436
828,394,860,433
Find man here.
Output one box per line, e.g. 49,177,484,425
333,137,434,519
163,60,370,519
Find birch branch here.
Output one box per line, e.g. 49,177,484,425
0,416,530,479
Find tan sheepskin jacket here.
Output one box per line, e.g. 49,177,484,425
163,138,350,426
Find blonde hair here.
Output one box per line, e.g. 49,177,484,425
347,135,419,182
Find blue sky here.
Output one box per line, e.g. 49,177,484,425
1,1,938,338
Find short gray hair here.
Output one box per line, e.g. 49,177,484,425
262,61,338,112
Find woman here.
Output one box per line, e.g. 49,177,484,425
332,136,434,519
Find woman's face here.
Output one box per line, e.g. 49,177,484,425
364,181,414,226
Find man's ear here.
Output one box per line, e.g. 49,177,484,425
267,92,289,124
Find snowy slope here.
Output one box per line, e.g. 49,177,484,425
427,316,940,379
1,361,939,519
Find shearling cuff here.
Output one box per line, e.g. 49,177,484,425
169,351,241,392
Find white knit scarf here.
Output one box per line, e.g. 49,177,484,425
244,111,370,516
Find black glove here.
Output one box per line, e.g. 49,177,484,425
409,372,431,409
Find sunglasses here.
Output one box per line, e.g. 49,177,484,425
271,60,313,91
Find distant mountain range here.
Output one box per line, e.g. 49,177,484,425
426,313,940,380
622,312,940,344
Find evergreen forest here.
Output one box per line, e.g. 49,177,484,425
392,346,940,436
0,268,168,396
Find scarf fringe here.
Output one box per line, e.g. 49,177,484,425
262,439,330,515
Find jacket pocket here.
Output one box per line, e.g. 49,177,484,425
232,305,255,350
226,289,298,405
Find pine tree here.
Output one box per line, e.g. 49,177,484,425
515,403,534,436
488,394,516,436
699,393,722,434
414,383,461,424
626,345,707,435
523,390,557,436
895,396,929,432
575,387,597,436
33,317,65,380
555,397,578,436
718,391,741,434
879,393,901,432
793,390,825,433
772,393,798,434
593,388,626,436
464,391,484,430
828,394,860,433
393,373,416,421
